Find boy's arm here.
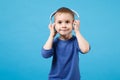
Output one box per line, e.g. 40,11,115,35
75,32,90,53
43,35,54,50
42,35,54,58
41,24,56,58
43,23,56,50
74,20,90,53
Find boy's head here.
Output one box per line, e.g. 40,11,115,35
50,7,79,36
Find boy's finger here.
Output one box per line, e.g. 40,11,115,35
48,24,52,29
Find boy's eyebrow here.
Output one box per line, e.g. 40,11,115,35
56,19,73,22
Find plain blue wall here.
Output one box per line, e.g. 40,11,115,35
0,0,120,80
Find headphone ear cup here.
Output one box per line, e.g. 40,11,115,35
72,21,76,30
72,24,74,30
54,24,57,32
54,26,56,32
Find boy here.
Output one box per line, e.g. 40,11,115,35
41,7,90,80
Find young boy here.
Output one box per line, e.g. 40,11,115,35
41,7,90,80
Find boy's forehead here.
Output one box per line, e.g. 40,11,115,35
55,12,73,16
54,13,74,19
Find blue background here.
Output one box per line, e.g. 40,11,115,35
0,0,120,80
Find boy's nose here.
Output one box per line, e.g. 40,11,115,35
61,23,66,28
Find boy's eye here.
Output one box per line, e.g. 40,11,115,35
66,20,70,23
58,21,62,24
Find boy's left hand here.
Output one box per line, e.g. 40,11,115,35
73,20,80,33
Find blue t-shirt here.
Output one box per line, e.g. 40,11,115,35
41,35,83,80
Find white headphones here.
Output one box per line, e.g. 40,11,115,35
49,8,80,24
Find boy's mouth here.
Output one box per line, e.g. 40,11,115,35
60,29,69,31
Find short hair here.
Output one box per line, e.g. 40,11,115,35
54,7,75,19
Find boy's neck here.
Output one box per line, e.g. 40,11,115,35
59,34,72,40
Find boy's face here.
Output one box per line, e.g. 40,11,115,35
54,13,74,36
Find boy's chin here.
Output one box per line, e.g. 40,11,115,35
59,32,72,36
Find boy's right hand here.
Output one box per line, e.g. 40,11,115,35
48,23,57,37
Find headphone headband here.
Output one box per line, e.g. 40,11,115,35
49,9,80,24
